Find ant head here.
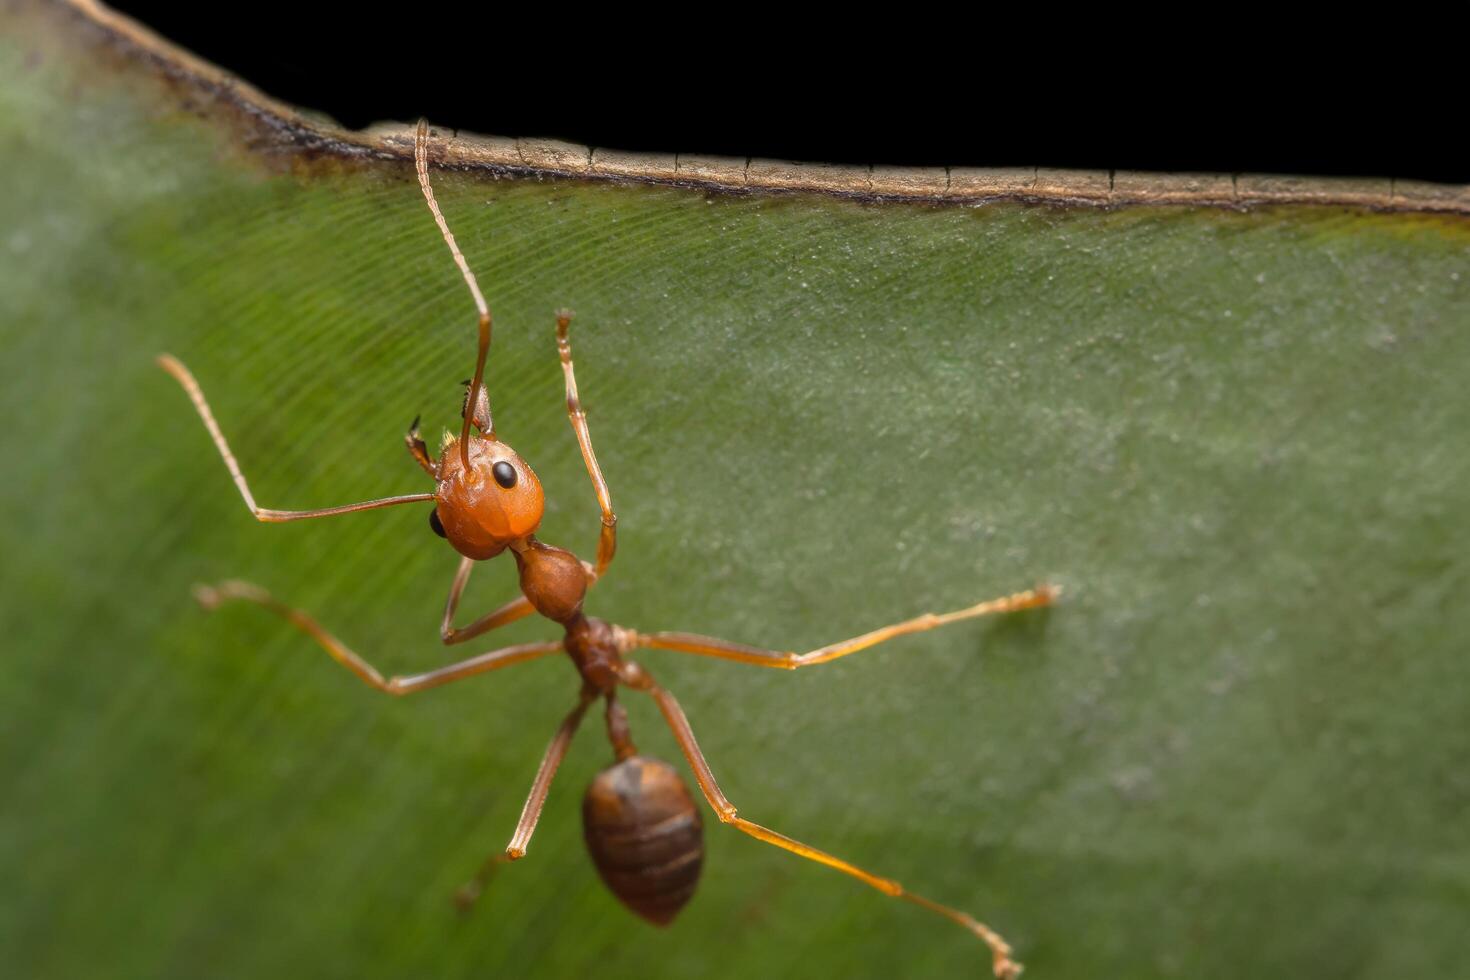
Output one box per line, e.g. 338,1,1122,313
433,433,545,559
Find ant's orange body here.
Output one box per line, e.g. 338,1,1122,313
158,121,1057,978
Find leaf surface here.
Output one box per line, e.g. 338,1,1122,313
3,6,1468,979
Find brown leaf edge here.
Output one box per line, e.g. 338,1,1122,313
29,0,1470,213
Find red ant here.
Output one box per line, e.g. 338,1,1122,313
157,120,1058,979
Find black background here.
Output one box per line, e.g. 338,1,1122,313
105,3,1464,185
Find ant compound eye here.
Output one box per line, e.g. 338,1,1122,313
428,509,447,538
493,461,518,489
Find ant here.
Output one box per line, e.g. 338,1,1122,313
157,120,1058,979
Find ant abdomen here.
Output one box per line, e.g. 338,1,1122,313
583,755,704,926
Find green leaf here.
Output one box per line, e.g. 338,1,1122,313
4,5,1468,979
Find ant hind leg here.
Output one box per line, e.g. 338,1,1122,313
617,661,1022,979
455,687,597,909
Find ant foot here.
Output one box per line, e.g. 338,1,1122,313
193,579,272,611
452,883,482,913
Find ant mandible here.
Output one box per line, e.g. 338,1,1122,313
157,120,1058,979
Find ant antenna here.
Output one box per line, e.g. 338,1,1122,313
415,119,493,466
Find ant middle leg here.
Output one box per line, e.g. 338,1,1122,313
629,583,1058,670
456,686,597,909
157,355,435,521
555,311,617,578
616,662,1022,979
194,580,560,694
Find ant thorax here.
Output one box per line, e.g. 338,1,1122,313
515,540,591,625
434,435,544,559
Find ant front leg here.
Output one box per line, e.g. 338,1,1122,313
630,584,1058,670
616,661,1023,979
555,311,617,578
194,580,561,694
158,355,435,521
438,556,537,645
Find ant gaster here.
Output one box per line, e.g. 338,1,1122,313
157,120,1058,979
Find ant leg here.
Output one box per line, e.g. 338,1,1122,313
500,686,596,858
440,552,600,646
630,584,1058,670
405,415,436,476
555,311,617,578
456,686,597,908
194,580,560,695
158,355,435,521
617,662,1021,979
439,556,536,645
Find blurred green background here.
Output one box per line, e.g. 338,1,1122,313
3,6,1469,978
